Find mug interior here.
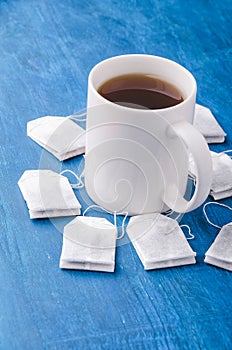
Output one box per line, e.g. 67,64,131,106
89,54,196,105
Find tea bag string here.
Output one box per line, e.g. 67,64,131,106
60,169,85,189
83,204,128,240
187,173,197,187
162,210,194,238
180,224,195,240
67,111,87,122
203,202,232,229
115,211,128,240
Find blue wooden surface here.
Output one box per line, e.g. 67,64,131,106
0,0,232,349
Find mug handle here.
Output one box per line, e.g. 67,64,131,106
163,121,212,213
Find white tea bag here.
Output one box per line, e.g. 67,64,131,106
60,216,117,272
18,170,81,218
189,151,232,200
210,152,232,200
205,224,232,271
127,213,196,270
27,116,86,161
203,202,232,271
193,104,226,143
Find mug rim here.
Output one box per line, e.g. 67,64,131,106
88,54,197,113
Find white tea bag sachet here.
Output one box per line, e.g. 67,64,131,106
127,213,196,270
205,223,232,271
189,151,232,200
27,116,86,161
18,170,81,218
193,104,226,143
210,152,232,200
60,216,117,272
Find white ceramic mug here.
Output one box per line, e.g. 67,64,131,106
85,54,212,215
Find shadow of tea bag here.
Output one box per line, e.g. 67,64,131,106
60,216,117,272
27,116,86,161
193,104,226,143
205,224,232,271
127,213,196,270
189,151,232,200
18,170,81,218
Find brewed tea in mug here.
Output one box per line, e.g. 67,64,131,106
98,73,184,110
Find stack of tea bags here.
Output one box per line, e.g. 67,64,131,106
18,170,81,218
194,104,226,143
27,116,86,161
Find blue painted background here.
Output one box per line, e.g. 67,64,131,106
0,0,231,349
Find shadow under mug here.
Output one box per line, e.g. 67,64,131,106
84,54,212,215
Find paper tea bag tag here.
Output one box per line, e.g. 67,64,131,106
60,216,117,272
127,213,196,270
193,104,226,143
203,202,232,271
18,170,81,218
27,116,86,161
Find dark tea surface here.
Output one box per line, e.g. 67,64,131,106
98,74,184,110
